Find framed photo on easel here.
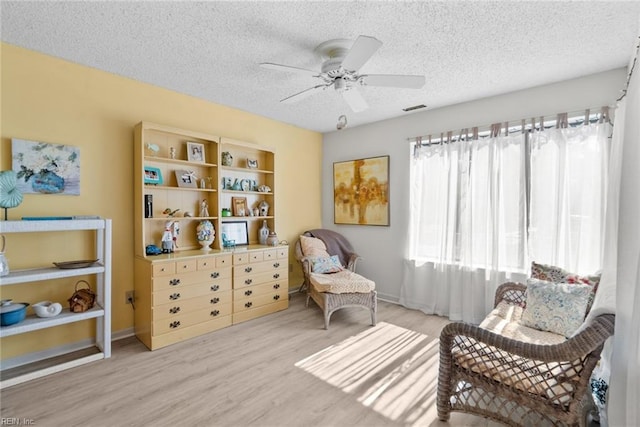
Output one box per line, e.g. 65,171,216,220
232,196,248,217
187,141,205,163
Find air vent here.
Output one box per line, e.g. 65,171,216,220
403,104,427,112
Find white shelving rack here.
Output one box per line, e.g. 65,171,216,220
0,219,112,388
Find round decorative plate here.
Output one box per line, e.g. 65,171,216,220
53,259,99,269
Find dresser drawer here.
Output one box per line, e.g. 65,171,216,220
233,260,286,278
175,259,197,273
263,249,278,260
233,270,286,288
233,289,288,313
152,267,232,291
276,247,288,259
234,280,288,300
153,290,232,320
153,303,232,335
249,251,264,262
233,252,249,265
216,253,232,267
153,262,176,276
153,281,230,305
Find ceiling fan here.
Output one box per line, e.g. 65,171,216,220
260,35,425,112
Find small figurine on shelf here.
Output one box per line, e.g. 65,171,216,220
170,146,176,159
199,199,209,217
172,221,180,249
163,208,180,218
161,221,175,253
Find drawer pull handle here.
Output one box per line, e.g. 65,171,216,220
211,297,220,304
169,278,180,286
169,293,181,300
273,262,280,268
211,285,220,291
169,307,181,314
273,295,281,301
245,279,252,285
244,290,252,296
183,264,188,269
169,321,181,329
273,284,280,289
245,302,253,308
273,273,280,279
211,310,220,317
211,272,220,279
244,267,253,273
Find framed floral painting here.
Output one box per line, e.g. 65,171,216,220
11,139,81,195
333,155,389,226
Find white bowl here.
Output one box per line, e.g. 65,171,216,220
32,301,63,318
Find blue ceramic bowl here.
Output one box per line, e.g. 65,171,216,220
0,301,29,326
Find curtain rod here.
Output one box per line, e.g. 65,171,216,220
617,34,640,102
408,106,610,146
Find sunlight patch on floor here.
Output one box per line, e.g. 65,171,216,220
295,322,441,425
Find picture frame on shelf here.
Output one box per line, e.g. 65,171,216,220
175,170,198,188
144,166,163,185
247,158,258,169
187,141,205,163
232,196,248,217
221,221,249,246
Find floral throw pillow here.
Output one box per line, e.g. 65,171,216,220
521,278,592,337
311,255,344,274
531,261,600,288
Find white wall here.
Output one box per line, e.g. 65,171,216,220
322,68,627,301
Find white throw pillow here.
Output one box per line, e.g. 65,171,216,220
299,235,330,258
520,278,592,338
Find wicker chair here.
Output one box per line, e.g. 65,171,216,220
295,230,377,329
437,282,615,427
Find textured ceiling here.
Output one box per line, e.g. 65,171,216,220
2,1,639,133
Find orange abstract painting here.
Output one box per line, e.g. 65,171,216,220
333,155,389,226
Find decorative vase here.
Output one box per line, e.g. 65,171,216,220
259,220,269,245
32,170,64,194
266,231,279,247
221,152,233,167
196,220,215,250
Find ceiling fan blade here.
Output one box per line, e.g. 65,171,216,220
340,35,383,72
280,84,330,104
260,62,320,77
362,74,426,89
342,88,368,112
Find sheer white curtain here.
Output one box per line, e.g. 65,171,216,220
400,130,527,324
401,117,611,324
609,52,640,426
528,121,610,275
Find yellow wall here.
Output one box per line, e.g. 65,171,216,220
0,43,322,359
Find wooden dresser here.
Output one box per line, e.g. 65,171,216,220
134,247,288,350
232,246,289,324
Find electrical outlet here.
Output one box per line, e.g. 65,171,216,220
125,290,135,304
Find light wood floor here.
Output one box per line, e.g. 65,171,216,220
1,292,497,427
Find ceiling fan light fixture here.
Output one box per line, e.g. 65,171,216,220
262,35,426,112
337,115,348,130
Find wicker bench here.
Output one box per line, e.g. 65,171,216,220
437,282,615,427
